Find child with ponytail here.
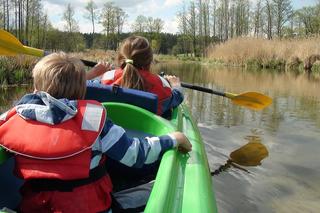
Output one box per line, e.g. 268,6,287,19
96,36,184,115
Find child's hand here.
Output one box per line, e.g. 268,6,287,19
93,61,113,76
171,132,192,153
86,61,113,80
164,75,181,88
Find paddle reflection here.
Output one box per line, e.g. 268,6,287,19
211,134,269,176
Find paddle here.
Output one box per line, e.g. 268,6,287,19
211,137,269,176
0,29,96,67
158,71,272,110
180,82,272,111
0,29,272,110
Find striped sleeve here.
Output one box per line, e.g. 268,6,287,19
170,87,184,108
160,87,184,114
99,119,177,168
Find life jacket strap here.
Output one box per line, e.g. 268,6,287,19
26,165,107,192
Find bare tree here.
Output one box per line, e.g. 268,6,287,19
84,0,98,34
63,3,80,51
131,15,147,33
115,7,127,35
272,0,293,38
0,1,4,29
265,0,273,39
253,0,263,37
101,2,113,35
211,0,217,38
153,18,164,33
63,3,79,33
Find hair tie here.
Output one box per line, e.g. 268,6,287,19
125,59,134,65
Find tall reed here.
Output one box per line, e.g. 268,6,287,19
0,55,36,86
207,37,320,70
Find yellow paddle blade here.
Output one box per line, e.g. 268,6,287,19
226,91,272,110
230,140,269,167
0,29,25,55
0,30,44,57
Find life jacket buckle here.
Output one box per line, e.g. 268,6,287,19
112,84,120,94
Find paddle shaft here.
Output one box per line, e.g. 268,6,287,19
181,82,226,97
81,59,98,67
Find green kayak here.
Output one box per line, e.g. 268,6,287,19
105,102,217,213
0,84,217,213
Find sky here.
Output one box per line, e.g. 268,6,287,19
42,0,318,34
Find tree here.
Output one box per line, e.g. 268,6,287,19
153,18,164,34
253,0,263,37
265,0,273,39
115,7,126,35
114,6,127,48
132,15,148,33
63,3,79,33
296,6,320,36
101,2,116,36
272,0,293,38
63,3,80,51
84,0,98,34
0,1,3,29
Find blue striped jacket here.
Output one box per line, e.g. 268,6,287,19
0,91,177,170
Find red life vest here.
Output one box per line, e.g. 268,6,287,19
101,69,172,115
0,100,113,212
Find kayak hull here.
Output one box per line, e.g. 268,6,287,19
105,102,217,213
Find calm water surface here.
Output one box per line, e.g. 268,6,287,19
155,63,320,213
1,64,320,213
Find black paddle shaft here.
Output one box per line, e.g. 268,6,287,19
159,71,226,97
81,59,97,67
181,82,226,97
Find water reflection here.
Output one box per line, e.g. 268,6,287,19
154,62,320,212
211,134,269,176
154,62,320,132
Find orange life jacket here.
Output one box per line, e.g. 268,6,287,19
0,100,113,212
101,69,172,115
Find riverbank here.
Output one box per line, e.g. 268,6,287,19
206,37,320,73
1,41,319,87
0,56,34,86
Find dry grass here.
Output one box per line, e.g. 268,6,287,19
207,37,320,68
71,49,116,64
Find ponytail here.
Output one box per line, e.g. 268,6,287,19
121,63,145,90
117,36,153,91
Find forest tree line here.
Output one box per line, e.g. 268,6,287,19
0,0,319,56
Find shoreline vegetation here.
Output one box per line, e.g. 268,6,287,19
206,37,320,73
1,36,320,86
1,0,320,85
0,56,34,86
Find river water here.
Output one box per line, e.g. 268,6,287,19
155,63,320,213
1,63,320,212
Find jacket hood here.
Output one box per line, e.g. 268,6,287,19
15,91,78,125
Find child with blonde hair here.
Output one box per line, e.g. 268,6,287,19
0,52,191,212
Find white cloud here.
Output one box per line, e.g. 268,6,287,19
42,0,181,34
43,1,64,17
51,20,65,31
164,0,182,7
44,0,150,9
163,17,179,34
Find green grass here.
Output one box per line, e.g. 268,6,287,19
0,56,34,86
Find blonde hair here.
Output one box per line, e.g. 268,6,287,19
116,36,153,90
32,52,86,99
